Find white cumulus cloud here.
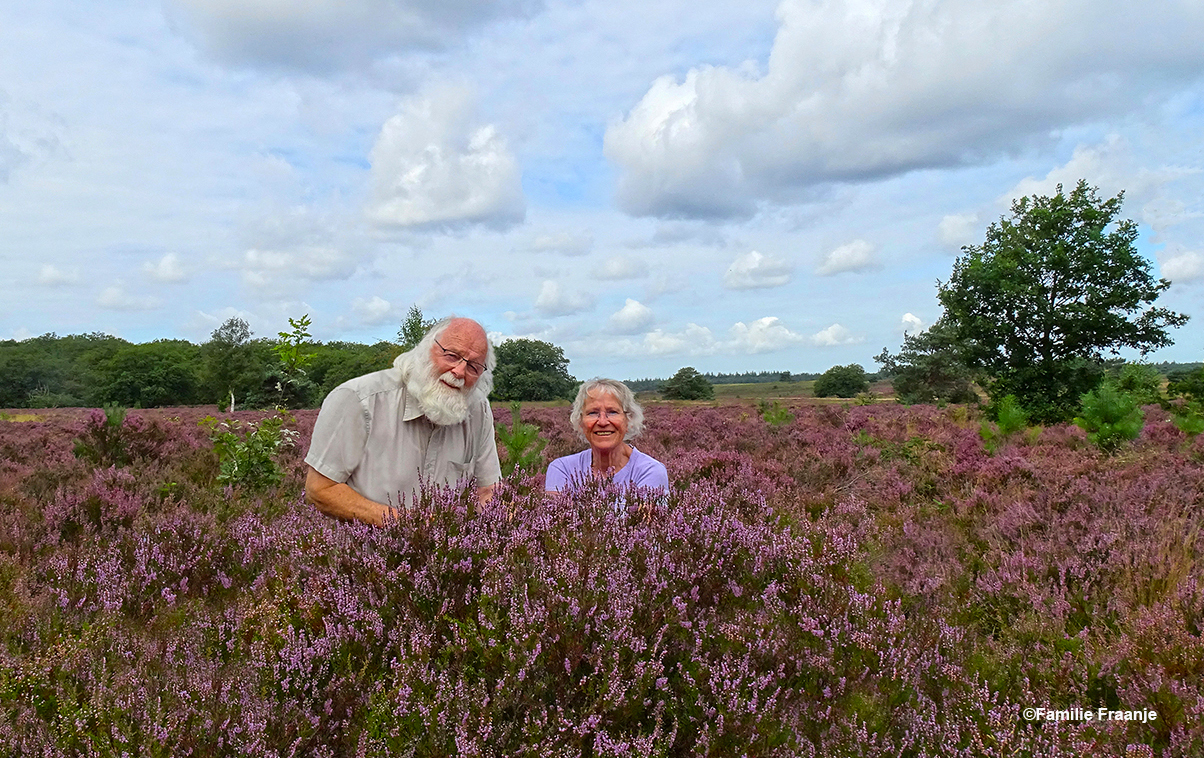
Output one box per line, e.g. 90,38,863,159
810,323,861,347
1162,252,1204,283
534,280,593,317
816,240,877,276
727,317,806,353
723,250,792,289
901,312,924,333
352,296,393,325
605,0,1204,219
608,298,654,334
367,85,524,231
144,252,189,283
938,214,979,250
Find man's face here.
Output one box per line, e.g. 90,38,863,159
429,323,488,392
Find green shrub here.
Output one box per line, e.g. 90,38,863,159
661,367,714,400
1074,382,1144,454
979,395,1029,455
814,364,870,398
1169,400,1204,439
494,402,547,478
199,409,299,491
73,404,131,467
1113,362,1163,406
756,399,795,428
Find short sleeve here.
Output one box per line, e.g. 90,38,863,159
545,457,567,492
304,387,369,483
631,451,669,489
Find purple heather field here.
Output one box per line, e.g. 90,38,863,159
1,401,1202,756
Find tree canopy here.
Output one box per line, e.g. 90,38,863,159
661,367,714,400
813,364,870,398
398,306,436,352
936,180,1188,422
874,321,979,406
491,339,577,402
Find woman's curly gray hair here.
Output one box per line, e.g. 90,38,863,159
569,378,645,444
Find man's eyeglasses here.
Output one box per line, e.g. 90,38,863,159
434,339,485,377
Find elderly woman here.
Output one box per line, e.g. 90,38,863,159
545,378,669,492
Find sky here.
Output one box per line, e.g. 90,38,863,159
2,0,1203,380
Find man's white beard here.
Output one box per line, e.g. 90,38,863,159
411,369,470,426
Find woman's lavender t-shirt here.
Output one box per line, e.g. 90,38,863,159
545,447,669,492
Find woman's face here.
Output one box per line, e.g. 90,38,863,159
581,390,628,453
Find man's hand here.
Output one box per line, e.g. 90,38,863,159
476,483,496,505
305,466,397,526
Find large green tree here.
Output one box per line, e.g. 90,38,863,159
661,367,714,400
200,317,264,406
937,181,1188,423
491,339,577,402
97,340,203,407
813,364,870,398
874,321,979,406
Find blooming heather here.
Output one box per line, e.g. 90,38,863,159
0,403,1199,755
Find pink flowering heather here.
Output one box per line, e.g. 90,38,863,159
0,402,1200,756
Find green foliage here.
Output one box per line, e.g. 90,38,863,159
1169,401,1204,438
397,306,436,352
1167,366,1204,402
814,364,870,398
494,403,548,478
491,339,577,401
756,399,795,428
937,180,1189,424
309,341,398,400
73,404,130,467
200,317,264,406
1111,362,1163,407
97,340,202,408
1074,382,1144,454
199,410,299,491
273,315,316,376
661,366,714,400
979,395,1029,455
875,320,979,405
263,315,319,409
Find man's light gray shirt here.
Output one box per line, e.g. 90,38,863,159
305,367,501,507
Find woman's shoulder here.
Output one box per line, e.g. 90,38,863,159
627,447,669,486
629,447,665,467
549,449,591,471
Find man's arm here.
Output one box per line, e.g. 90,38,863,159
306,466,398,526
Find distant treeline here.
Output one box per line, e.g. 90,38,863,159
624,370,823,392
4,331,1200,410
0,331,398,410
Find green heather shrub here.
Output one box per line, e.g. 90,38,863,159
756,399,795,428
1074,382,1144,453
979,394,1029,455
1113,362,1164,407
199,409,299,491
494,402,547,478
73,404,131,468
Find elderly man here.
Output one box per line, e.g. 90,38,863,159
304,316,500,525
